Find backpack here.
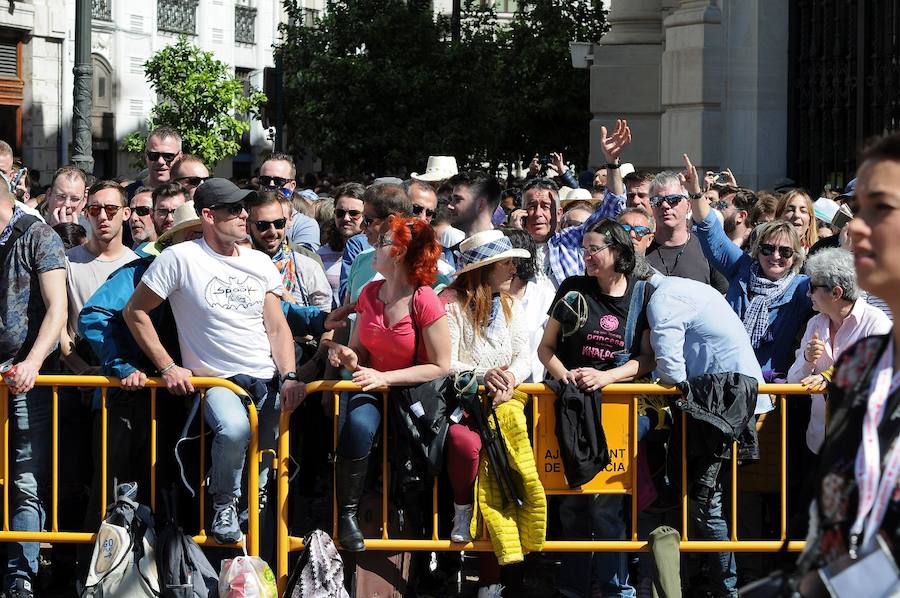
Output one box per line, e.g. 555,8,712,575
156,490,218,598
82,483,161,597
284,530,349,598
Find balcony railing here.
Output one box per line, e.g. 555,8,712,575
158,0,200,35
235,5,257,44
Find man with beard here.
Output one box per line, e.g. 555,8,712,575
150,182,188,239
716,187,756,249
128,186,156,248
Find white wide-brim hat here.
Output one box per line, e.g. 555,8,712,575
157,200,201,244
412,156,459,182
454,229,530,276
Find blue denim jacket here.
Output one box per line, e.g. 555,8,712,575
693,211,812,376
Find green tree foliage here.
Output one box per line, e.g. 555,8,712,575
277,0,606,176
122,38,267,168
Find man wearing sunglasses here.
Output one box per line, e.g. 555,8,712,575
128,186,156,247
170,154,210,200
258,153,320,252
125,126,183,200
125,178,306,545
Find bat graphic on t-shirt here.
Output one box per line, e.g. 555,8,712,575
204,275,264,310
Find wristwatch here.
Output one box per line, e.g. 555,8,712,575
280,371,298,384
689,192,704,200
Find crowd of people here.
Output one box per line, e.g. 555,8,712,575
2,120,900,598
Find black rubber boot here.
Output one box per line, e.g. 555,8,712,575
336,455,368,552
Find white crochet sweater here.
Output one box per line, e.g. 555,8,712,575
444,292,531,385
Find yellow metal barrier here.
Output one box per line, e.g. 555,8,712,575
277,381,812,593
0,375,261,555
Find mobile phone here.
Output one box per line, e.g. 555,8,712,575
9,167,25,192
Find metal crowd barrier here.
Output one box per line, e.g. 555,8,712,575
0,375,260,555
276,381,812,593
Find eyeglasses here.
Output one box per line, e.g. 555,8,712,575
154,207,179,219
807,283,831,296
581,243,612,259
146,151,178,163
620,224,652,240
758,243,795,259
375,234,394,248
258,175,293,188
253,218,287,231
176,176,208,188
53,193,83,206
131,206,152,217
84,204,125,218
209,203,246,216
334,208,362,220
650,194,687,208
626,192,649,201
712,200,730,211
412,204,436,218
362,215,381,227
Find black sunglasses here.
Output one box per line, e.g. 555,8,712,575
650,194,687,207
758,243,795,259
335,208,362,219
253,217,287,231
363,215,381,227
84,204,125,218
209,202,246,216
620,224,651,240
412,204,436,218
258,175,293,188
176,176,208,188
131,206,152,217
146,151,178,163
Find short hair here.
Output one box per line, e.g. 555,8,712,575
402,178,436,198
648,171,685,197
332,182,365,202
748,220,805,274
618,206,655,232
805,247,860,302
521,177,560,209
261,152,296,179
501,227,536,282
87,180,126,206
749,192,779,226
623,170,654,187
0,140,12,157
776,189,818,247
52,222,87,250
432,193,452,226
584,219,636,274
151,181,189,206
171,154,207,176
729,189,757,212
131,186,154,201
364,182,412,219
246,189,284,212
51,165,87,189
385,216,441,287
447,171,502,210
147,126,182,151
861,132,900,166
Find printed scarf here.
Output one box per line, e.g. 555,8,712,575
273,240,308,305
744,262,797,348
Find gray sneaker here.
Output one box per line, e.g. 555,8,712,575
211,499,242,544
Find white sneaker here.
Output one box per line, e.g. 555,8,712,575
477,583,504,598
450,503,473,543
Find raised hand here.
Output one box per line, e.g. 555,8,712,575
600,119,632,163
680,153,702,195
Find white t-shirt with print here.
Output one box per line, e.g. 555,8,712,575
141,239,283,379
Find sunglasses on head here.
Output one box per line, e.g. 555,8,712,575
412,204,436,218
335,208,362,219
84,204,125,218
131,206,152,217
146,151,178,163
209,202,246,216
253,217,287,231
758,243,795,259
375,233,394,248
258,175,293,188
650,194,687,208
620,224,651,240
176,176,208,188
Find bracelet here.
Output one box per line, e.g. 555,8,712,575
689,192,704,200
605,162,620,170
159,362,176,375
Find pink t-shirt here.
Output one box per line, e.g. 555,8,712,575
356,280,445,372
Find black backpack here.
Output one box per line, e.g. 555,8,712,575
155,490,218,598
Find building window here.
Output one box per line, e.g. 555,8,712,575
303,8,319,27
92,0,112,21
158,0,199,35
235,5,257,44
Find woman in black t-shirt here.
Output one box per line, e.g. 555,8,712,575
538,219,655,598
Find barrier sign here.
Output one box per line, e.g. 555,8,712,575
533,393,632,493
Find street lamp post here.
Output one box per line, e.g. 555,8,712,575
72,0,94,174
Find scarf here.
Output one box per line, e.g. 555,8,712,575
0,205,24,247
485,293,504,339
272,240,308,305
744,261,797,348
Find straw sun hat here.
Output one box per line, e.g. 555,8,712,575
454,230,531,276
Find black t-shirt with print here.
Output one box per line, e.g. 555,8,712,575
548,274,649,371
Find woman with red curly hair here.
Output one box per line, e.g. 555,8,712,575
326,215,450,552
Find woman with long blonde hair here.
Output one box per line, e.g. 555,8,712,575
776,188,818,248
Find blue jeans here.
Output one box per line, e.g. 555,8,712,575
203,385,279,501
557,494,636,598
336,393,381,459
689,489,737,597
5,387,51,586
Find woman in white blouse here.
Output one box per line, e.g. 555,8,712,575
787,247,891,453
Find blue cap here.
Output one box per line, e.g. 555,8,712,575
837,178,856,200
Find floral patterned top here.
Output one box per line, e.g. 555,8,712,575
798,333,900,573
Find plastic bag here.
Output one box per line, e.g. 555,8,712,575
218,555,277,598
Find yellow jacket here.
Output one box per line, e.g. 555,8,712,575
470,391,547,566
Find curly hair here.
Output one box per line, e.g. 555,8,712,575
385,216,441,287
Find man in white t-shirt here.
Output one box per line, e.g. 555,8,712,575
125,178,305,544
